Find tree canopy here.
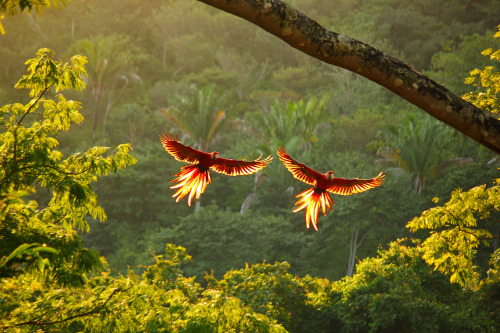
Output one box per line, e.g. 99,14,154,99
1,0,500,331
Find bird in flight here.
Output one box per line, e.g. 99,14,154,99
161,133,272,206
277,147,384,231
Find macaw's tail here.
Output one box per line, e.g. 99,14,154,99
293,187,334,231
170,165,211,206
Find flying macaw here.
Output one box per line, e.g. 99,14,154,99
277,147,385,231
161,133,272,206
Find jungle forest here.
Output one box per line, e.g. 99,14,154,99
1,0,500,331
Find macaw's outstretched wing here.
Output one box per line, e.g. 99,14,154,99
160,132,209,164
326,172,385,196
277,147,323,186
211,155,272,176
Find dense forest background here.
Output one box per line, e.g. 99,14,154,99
1,0,500,331
1,0,499,280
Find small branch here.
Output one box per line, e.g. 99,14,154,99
478,235,500,240
17,163,92,176
13,84,51,164
17,85,50,127
456,225,482,241
488,216,500,223
1,285,134,329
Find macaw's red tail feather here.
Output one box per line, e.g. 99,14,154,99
170,165,211,206
293,187,334,231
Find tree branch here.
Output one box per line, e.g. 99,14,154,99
1,285,134,329
12,84,51,165
17,86,49,127
196,0,500,155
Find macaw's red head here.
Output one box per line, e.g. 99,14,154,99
326,171,335,181
211,152,219,160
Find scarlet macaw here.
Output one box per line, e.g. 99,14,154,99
161,133,272,205
277,147,384,230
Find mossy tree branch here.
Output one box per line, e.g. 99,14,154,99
197,0,500,154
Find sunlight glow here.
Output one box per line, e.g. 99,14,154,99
170,165,211,206
293,187,334,231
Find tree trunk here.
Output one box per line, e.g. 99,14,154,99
347,222,368,277
196,0,500,155
347,224,359,277
92,86,101,141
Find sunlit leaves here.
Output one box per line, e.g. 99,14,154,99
463,25,500,117
407,181,500,285
0,242,57,275
213,261,322,332
15,48,87,97
43,95,84,131
1,49,136,285
1,245,286,332
333,240,468,332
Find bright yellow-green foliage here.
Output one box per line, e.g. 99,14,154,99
1,246,287,332
405,28,500,286
208,260,335,332
0,48,136,286
407,180,500,285
463,25,500,116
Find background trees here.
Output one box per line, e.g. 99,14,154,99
197,0,500,154
1,0,495,281
1,0,500,331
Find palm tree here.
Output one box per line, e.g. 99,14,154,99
378,113,472,193
159,84,228,152
252,96,326,152
239,97,327,213
158,84,230,209
71,35,143,140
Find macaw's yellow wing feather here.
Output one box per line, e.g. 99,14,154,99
292,188,334,231
327,172,385,196
170,165,212,206
211,155,272,176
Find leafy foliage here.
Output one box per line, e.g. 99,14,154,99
0,48,136,286
463,25,500,117
1,2,500,332
378,112,458,193
159,84,230,152
210,261,336,333
249,96,326,153
1,245,287,332
330,241,486,332
145,204,314,279
407,179,500,285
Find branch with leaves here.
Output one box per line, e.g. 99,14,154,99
0,285,133,329
1,48,136,286
407,182,500,285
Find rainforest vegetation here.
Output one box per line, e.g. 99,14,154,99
1,0,499,331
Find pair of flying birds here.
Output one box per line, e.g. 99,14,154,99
161,133,385,231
